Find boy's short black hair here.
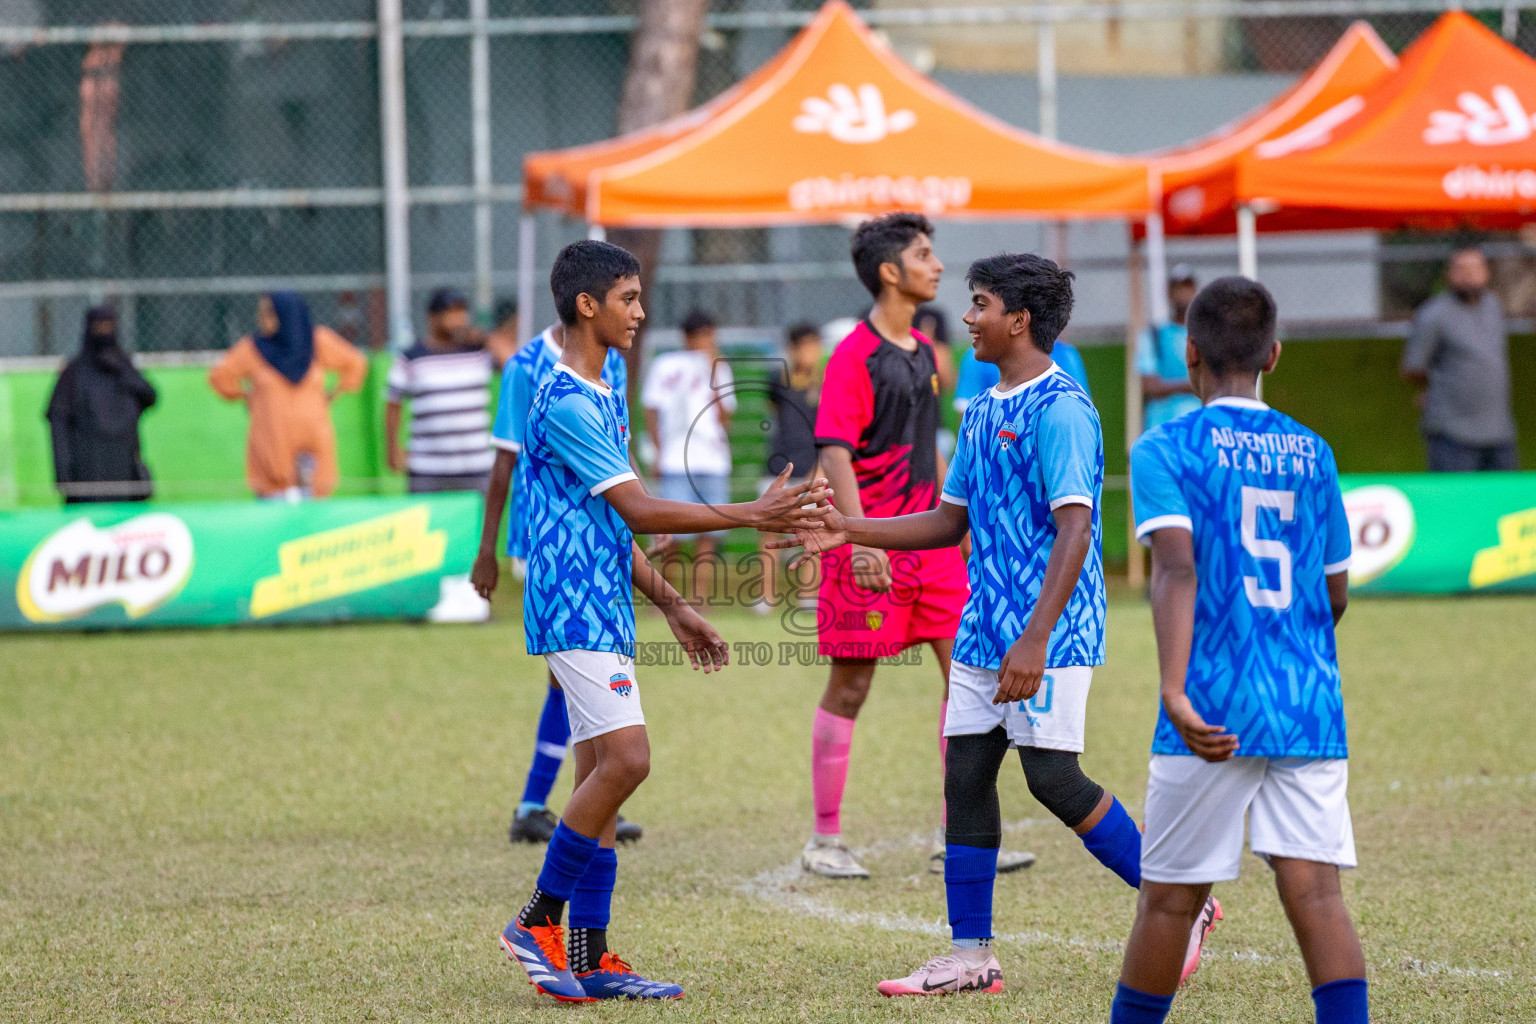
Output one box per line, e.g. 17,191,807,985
1186,276,1278,375
850,212,934,298
965,252,1075,352
550,240,641,327
682,309,717,335
785,321,820,345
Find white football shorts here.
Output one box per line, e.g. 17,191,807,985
944,661,1094,753
543,648,646,743
1141,754,1356,884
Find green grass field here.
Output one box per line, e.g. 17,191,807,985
3,591,1534,1022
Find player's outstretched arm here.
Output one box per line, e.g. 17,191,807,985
603,464,828,537
765,498,969,567
992,502,1094,705
1148,528,1239,761
630,542,730,673
471,447,517,599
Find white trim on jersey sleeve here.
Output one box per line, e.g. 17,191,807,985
589,471,638,496
940,492,968,507
1323,557,1353,575
1049,494,1094,511
491,436,521,453
1135,513,1194,542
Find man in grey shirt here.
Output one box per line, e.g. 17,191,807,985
1400,245,1519,471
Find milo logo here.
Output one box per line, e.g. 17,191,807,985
16,513,194,622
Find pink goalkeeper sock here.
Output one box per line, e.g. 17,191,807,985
940,700,949,826
812,707,856,836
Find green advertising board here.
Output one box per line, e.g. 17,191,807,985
1341,473,1536,594
0,494,480,630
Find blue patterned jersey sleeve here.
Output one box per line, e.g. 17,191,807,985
1320,443,1353,574
941,404,974,506
490,359,521,451
1036,397,1099,510
544,391,637,495
1130,430,1191,541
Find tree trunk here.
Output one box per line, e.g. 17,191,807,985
609,0,711,395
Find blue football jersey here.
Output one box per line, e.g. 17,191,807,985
491,328,628,557
522,364,637,656
942,363,1106,670
1131,397,1353,759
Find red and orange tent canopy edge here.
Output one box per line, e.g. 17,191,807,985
524,1,1151,226
1238,11,1536,229
1144,21,1398,236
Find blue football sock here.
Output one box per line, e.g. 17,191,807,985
1312,978,1368,1024
569,847,617,930
1110,982,1174,1024
520,684,570,810
945,844,998,941
536,821,600,902
1080,797,1142,889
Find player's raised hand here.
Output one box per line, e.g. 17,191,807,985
664,602,731,674
1162,691,1239,762
750,463,830,532
766,518,849,571
993,633,1049,704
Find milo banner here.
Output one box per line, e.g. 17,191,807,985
0,494,481,630
1342,473,1536,594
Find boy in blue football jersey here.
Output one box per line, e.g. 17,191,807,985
1113,277,1365,1024
472,323,641,847
501,241,825,1003
774,253,1215,997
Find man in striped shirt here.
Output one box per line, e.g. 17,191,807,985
386,288,507,493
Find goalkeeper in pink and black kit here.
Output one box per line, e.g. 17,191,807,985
800,213,1028,879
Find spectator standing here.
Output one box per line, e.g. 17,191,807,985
210,291,367,500
1138,265,1201,432
642,309,737,603
385,288,506,494
1401,245,1520,471
755,321,823,611
46,305,157,504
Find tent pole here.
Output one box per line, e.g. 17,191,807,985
517,213,536,338
1236,203,1263,399
588,223,607,242
1145,218,1169,327
1238,203,1258,281
1125,227,1147,588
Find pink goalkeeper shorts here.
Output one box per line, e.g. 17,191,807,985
816,545,968,660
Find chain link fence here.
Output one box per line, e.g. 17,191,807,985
3,1,1535,359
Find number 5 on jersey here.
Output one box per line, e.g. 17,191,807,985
1241,486,1294,610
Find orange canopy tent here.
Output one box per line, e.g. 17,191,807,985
1238,12,1536,236
521,0,1149,231
1132,21,1398,322
1149,21,1398,237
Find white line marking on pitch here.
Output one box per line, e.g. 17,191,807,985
738,827,1518,982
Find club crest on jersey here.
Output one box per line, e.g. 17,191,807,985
930,373,940,395
998,423,1018,450
866,611,884,631
608,672,634,697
